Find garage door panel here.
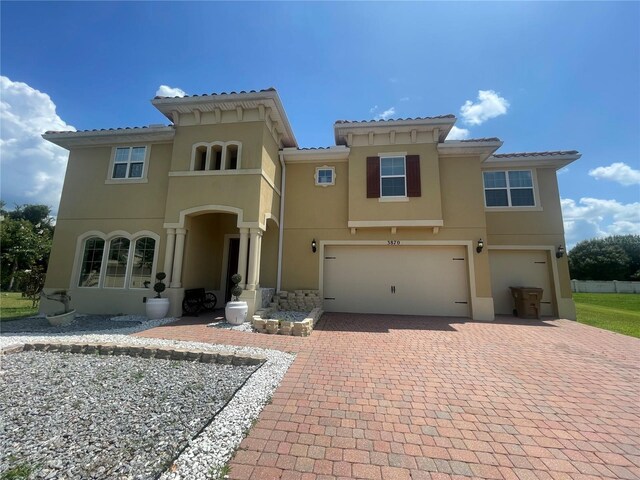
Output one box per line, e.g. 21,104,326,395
323,245,469,317
489,250,554,316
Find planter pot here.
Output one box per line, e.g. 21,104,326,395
146,298,170,320
225,301,248,325
46,309,76,327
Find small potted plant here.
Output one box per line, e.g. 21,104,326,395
145,272,170,319
225,273,248,325
43,290,76,326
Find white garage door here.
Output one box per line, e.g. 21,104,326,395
323,245,470,317
489,250,554,316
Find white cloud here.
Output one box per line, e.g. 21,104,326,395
446,126,471,140
561,197,640,248
155,85,186,97
399,97,410,102
369,105,378,114
375,107,396,120
557,167,570,175
588,162,640,186
460,90,509,125
0,76,75,214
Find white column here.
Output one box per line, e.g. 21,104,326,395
246,228,263,291
237,228,249,288
163,228,176,281
170,228,187,288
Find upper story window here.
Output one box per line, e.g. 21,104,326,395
315,166,335,186
113,147,146,179
483,170,535,207
191,142,242,171
366,154,421,199
77,233,157,289
380,156,406,197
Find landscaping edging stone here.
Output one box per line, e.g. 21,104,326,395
0,342,266,366
252,307,323,336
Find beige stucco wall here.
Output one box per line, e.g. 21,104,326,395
485,167,572,298
45,142,172,292
348,144,443,223
260,220,279,289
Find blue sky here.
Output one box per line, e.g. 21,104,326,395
1,1,638,247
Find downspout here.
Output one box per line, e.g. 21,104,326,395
276,151,286,292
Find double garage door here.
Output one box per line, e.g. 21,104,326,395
323,245,470,317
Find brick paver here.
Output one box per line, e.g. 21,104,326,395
141,314,640,479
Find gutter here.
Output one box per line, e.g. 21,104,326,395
276,151,286,292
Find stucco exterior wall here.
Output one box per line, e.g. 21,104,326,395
348,144,443,223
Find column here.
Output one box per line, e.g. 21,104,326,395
246,228,263,291
170,228,187,288
237,228,249,288
163,228,176,282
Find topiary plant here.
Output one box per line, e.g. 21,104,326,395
153,272,167,299
231,273,243,301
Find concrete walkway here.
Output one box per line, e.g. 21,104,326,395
139,314,640,480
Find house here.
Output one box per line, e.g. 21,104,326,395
42,88,580,321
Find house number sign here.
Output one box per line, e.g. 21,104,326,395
387,240,401,246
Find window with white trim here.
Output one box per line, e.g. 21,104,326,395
78,237,105,287
315,166,335,186
190,141,242,171
380,156,406,197
77,234,157,289
113,147,146,179
483,170,535,207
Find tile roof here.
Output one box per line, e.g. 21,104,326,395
154,87,276,100
297,147,334,150
492,150,580,158
458,137,501,142
44,125,172,135
335,114,455,124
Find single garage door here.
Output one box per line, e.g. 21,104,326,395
489,250,554,316
323,245,470,317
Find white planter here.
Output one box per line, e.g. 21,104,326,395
146,298,170,320
225,301,248,325
46,309,76,327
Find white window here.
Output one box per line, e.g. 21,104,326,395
78,237,105,287
315,166,335,186
112,147,146,179
380,156,406,197
77,234,157,289
190,141,242,171
483,170,535,207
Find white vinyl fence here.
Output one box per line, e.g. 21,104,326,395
571,280,640,294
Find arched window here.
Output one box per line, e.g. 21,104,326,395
104,237,130,288
129,237,156,288
211,145,223,170
78,237,105,287
226,143,239,170
195,145,207,171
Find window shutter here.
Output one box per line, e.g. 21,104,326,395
366,156,380,198
406,155,421,197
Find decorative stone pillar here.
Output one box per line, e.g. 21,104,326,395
237,228,249,288
163,228,176,281
246,228,263,291
170,228,187,288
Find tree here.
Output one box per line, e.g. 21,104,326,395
569,235,640,281
0,203,53,291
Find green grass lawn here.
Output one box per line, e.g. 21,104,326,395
574,293,640,338
0,292,39,322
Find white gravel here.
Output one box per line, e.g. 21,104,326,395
0,315,295,480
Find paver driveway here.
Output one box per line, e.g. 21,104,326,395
140,314,640,479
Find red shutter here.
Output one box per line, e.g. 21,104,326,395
406,155,421,197
366,156,380,198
